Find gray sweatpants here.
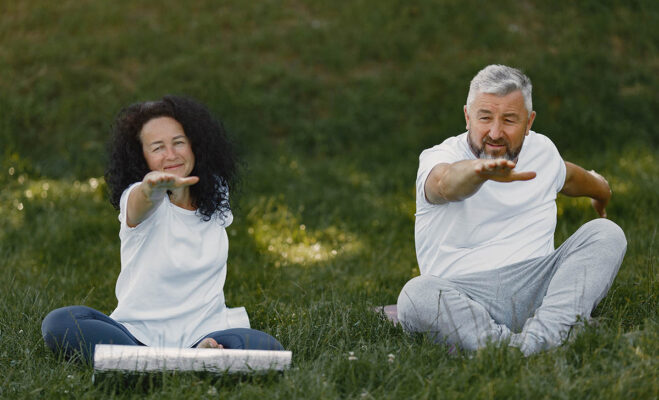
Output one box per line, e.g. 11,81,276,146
397,219,627,356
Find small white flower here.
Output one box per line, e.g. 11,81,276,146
207,386,218,395
348,351,358,361
387,353,395,363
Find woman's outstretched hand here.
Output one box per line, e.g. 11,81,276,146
126,171,199,227
141,171,199,200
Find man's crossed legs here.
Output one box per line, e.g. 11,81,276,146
397,219,627,356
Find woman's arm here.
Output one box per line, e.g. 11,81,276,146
560,161,611,218
126,171,199,227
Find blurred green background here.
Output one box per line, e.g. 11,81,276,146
1,1,657,398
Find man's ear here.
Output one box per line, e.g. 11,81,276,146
464,105,470,129
525,110,536,135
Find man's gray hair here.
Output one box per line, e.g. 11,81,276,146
466,65,533,116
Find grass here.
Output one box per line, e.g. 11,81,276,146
1,0,657,398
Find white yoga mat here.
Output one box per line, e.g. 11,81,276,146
94,344,292,373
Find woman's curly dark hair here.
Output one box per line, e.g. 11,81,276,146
105,95,239,222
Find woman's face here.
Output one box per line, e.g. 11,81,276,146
140,116,195,177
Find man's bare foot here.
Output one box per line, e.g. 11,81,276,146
197,338,224,349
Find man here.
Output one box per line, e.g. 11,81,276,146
397,65,627,356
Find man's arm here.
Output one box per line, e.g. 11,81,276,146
560,161,611,218
424,158,536,204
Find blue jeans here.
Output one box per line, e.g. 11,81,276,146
42,305,284,363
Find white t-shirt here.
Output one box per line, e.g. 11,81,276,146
415,131,566,278
109,183,250,347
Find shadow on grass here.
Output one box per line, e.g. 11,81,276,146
92,369,285,396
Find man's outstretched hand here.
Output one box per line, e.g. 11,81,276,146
474,159,536,183
425,158,537,204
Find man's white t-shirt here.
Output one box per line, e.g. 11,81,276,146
415,131,566,278
109,183,250,347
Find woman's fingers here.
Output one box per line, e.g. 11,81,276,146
177,176,199,187
145,173,199,189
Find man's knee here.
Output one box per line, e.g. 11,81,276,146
578,219,627,262
397,276,430,320
397,275,453,332
584,218,626,245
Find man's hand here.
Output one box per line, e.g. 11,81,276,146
425,158,536,204
474,159,537,183
587,170,611,218
561,162,612,218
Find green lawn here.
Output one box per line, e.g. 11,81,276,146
1,0,657,398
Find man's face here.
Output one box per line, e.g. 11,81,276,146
465,90,536,161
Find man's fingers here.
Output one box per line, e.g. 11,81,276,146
476,168,536,182
592,199,608,218
476,159,515,173
511,171,537,181
475,159,534,180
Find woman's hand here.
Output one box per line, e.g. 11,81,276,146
141,171,199,201
126,171,199,227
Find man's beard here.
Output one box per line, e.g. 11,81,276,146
467,130,522,161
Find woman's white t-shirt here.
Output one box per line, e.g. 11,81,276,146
109,183,250,347
415,131,566,279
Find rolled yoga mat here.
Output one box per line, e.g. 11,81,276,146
93,344,292,373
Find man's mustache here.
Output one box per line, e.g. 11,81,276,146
482,136,508,146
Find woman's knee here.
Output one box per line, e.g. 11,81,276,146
43,306,77,339
41,305,104,352
205,328,283,351
42,306,93,336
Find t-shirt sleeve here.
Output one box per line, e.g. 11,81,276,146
118,182,160,238
118,182,141,226
549,141,567,193
416,143,463,207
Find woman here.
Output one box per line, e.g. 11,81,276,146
42,96,283,363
